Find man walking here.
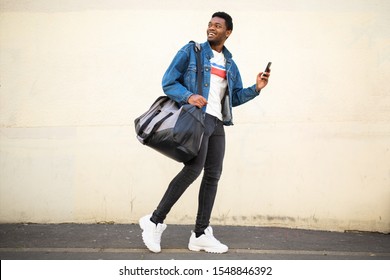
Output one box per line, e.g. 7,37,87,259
139,11,271,253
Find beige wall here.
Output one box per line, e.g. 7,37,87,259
1,0,389,233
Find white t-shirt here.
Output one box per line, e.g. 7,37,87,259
206,50,227,121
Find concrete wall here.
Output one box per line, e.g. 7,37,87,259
1,0,389,232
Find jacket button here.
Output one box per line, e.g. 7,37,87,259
205,83,208,87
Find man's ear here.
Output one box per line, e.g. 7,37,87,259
226,30,232,39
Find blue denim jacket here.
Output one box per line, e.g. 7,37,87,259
162,41,260,126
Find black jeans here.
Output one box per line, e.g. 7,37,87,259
151,113,225,234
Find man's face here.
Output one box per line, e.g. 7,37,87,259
207,17,232,46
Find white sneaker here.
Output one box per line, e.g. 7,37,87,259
188,226,228,253
139,214,167,253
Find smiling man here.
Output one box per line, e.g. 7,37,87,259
139,12,271,254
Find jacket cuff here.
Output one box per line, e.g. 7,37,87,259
252,84,261,94
184,92,193,103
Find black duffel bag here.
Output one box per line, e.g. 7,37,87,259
134,96,204,162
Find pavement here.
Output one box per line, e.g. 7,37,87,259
0,223,389,260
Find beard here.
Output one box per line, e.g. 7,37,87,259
207,36,224,46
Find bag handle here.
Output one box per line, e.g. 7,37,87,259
142,112,174,143
137,97,171,136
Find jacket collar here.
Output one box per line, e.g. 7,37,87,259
201,41,233,60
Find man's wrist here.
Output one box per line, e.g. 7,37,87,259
186,94,193,103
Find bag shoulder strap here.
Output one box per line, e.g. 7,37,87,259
189,41,203,96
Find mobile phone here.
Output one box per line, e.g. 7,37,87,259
264,62,272,74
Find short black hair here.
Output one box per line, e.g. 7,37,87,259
212,12,233,31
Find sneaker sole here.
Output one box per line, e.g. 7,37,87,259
188,244,228,254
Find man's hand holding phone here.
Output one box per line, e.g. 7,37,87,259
256,62,271,92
